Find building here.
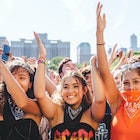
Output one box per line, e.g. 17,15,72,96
77,42,91,64
46,40,70,60
0,37,7,47
130,34,137,50
10,33,70,61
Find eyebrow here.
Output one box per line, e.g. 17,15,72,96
123,78,140,81
63,82,78,86
133,78,140,80
65,63,70,66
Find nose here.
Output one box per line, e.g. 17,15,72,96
71,65,77,71
71,67,75,71
128,83,135,90
67,87,73,94
87,75,91,82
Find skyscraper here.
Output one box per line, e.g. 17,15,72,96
77,42,91,64
130,34,137,50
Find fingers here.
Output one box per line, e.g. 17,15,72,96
127,49,134,58
90,55,97,65
34,32,42,46
96,2,103,15
113,44,118,50
103,13,106,21
34,31,46,58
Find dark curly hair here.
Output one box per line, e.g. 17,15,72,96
57,57,72,78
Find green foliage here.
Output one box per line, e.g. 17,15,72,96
51,56,64,65
47,56,90,71
76,63,83,69
109,58,120,71
48,56,64,70
134,51,140,55
76,62,90,69
48,63,58,70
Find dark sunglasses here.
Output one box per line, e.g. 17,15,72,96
82,70,91,80
82,70,91,76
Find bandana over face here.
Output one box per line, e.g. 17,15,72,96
121,90,140,127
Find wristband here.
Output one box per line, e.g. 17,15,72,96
97,42,105,45
37,59,47,65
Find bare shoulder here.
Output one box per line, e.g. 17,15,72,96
49,105,64,128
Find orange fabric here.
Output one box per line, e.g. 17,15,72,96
111,90,140,140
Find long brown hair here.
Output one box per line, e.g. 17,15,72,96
52,71,93,108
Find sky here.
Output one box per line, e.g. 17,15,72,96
0,0,140,62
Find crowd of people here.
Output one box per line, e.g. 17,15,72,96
0,2,139,140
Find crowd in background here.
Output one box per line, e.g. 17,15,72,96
0,2,140,140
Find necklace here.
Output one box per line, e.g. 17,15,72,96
68,106,82,120
8,98,25,120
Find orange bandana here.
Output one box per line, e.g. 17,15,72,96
121,90,140,127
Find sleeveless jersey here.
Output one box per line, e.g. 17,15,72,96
0,100,41,140
95,101,112,140
50,99,95,140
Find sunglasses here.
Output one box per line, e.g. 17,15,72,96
82,70,91,80
120,62,140,72
82,70,90,76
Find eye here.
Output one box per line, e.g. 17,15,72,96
63,85,68,89
123,81,129,85
133,80,140,84
115,77,118,80
74,85,78,88
20,76,26,80
66,66,70,68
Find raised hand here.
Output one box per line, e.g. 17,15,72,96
96,2,106,32
34,32,46,59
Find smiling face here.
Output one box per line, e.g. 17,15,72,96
61,76,85,109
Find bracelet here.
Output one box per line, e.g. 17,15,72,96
37,59,47,65
97,42,105,45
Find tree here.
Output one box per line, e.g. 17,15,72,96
48,56,64,70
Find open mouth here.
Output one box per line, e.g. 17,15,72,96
67,95,76,99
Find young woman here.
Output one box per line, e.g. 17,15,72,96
0,59,42,140
96,2,140,139
34,32,106,140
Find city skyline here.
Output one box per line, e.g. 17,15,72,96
0,0,140,62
